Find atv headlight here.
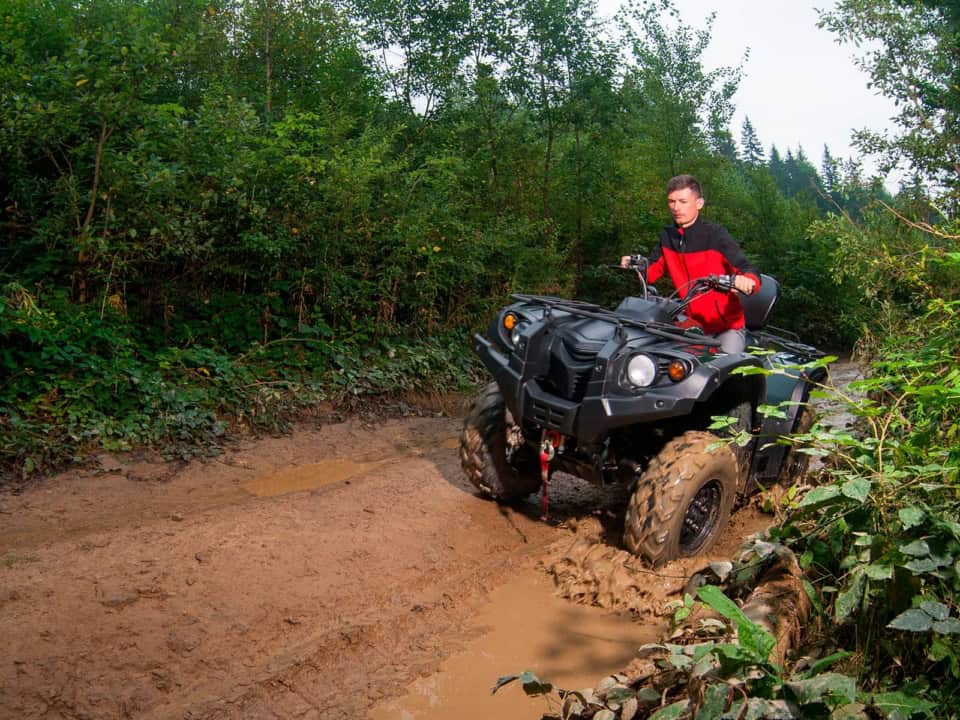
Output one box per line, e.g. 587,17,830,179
501,312,530,347
510,322,528,346
626,354,657,387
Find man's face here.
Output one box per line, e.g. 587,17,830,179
667,187,704,228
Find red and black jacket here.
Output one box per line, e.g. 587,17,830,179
645,218,761,335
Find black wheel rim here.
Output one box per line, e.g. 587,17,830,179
679,479,724,553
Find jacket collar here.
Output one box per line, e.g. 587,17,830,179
666,216,701,243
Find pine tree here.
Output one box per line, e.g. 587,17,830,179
821,144,839,192
768,144,786,188
740,116,764,165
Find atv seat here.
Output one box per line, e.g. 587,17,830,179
741,274,780,331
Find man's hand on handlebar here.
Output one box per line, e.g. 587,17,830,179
733,275,756,294
698,275,757,294
619,254,646,270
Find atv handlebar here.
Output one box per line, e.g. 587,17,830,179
612,256,651,299
609,259,746,306
700,274,737,292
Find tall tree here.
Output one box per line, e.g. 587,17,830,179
740,116,764,165
821,144,839,193
617,0,743,175
508,0,609,222
819,0,960,205
347,0,471,117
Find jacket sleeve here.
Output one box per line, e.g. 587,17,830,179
645,232,667,284
718,229,761,290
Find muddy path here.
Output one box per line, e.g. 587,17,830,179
1,386,804,719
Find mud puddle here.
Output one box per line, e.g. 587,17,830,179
241,434,461,497
242,458,390,496
369,569,663,720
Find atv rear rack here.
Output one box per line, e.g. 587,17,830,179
753,326,825,360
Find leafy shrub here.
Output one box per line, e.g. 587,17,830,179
771,296,960,710
0,283,478,481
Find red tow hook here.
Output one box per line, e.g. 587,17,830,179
539,431,562,521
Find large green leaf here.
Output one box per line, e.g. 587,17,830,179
801,651,853,678
697,585,775,661
887,609,933,632
931,618,960,634
898,540,930,557
785,673,856,707
694,683,728,720
841,477,871,502
834,568,866,624
868,691,935,718
898,507,925,530
864,564,893,580
727,698,796,720
919,601,949,621
491,670,553,696
903,555,951,574
798,485,842,508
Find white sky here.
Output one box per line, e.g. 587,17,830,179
598,0,900,181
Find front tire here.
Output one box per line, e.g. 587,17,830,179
623,431,738,566
460,383,541,501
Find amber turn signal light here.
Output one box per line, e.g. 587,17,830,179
667,360,687,382
503,313,517,331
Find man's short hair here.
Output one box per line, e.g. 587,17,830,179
667,175,702,198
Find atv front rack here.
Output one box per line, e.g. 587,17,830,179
510,294,722,348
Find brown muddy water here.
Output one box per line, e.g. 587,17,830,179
242,435,462,496
368,570,663,720
242,458,391,496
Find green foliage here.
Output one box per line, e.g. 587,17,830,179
491,670,554,697
0,282,477,480
0,0,893,481
751,298,960,712
617,0,743,175
499,577,872,719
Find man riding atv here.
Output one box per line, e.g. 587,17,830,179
460,175,825,566
620,174,760,354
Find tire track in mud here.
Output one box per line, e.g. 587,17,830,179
1,415,596,719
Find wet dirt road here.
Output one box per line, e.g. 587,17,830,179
1,406,773,719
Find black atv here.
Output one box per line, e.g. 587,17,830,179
459,263,826,565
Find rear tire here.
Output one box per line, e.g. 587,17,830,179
460,383,541,501
623,431,738,566
778,405,815,484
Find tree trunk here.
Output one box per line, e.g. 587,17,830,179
263,0,273,124
574,122,584,287
542,89,554,220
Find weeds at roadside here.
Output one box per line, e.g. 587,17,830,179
1,283,481,484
